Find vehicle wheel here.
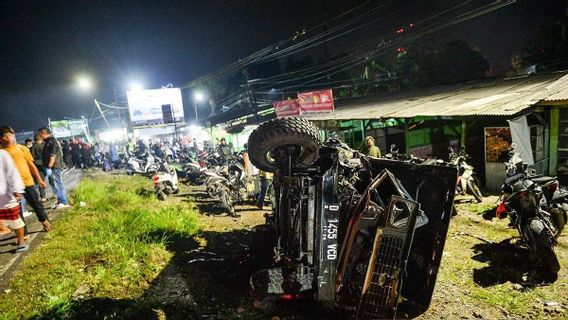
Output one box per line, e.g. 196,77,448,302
248,117,321,172
172,188,180,195
469,180,483,203
530,218,560,274
156,191,167,201
206,182,219,199
220,189,236,217
550,206,566,238
147,167,158,175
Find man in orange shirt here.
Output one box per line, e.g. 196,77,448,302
0,126,53,234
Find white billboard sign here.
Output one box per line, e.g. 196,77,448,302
127,88,185,128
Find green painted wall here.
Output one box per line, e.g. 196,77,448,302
550,107,560,175
336,118,461,150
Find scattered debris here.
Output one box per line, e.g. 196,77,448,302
72,284,90,300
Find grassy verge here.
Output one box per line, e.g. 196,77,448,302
421,201,568,319
0,174,200,319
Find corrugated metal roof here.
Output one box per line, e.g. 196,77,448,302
540,73,568,102
300,72,568,120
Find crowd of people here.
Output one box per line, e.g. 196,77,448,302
0,126,70,253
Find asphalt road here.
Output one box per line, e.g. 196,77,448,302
0,168,83,290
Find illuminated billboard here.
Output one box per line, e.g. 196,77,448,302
50,119,89,139
126,88,185,128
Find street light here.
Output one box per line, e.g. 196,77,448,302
129,81,144,91
193,91,205,121
76,75,93,91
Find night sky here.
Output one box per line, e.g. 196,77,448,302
0,0,564,132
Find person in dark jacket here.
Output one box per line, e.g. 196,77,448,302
30,135,47,201
61,140,72,168
218,138,233,163
39,127,69,208
70,138,82,168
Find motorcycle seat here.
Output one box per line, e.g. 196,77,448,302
531,176,556,184
504,173,524,185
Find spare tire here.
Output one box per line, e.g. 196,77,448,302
248,118,321,172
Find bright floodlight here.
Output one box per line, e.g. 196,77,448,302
77,76,93,91
194,92,205,102
129,81,144,91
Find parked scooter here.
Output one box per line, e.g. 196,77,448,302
153,161,180,201
126,152,159,176
449,147,483,203
496,173,561,278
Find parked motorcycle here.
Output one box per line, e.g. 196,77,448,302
383,144,425,164
247,118,457,319
204,154,249,217
505,145,567,237
449,147,483,203
125,152,159,176
496,173,561,277
153,161,180,201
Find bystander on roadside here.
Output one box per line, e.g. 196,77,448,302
38,128,70,209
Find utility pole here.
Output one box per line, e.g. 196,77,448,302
241,61,259,122
113,86,121,124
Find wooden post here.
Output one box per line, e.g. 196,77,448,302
460,119,467,149
550,107,560,175
404,120,410,154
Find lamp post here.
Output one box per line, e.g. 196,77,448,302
193,91,205,122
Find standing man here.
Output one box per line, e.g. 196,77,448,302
365,136,381,158
218,138,232,163
30,135,48,202
70,138,82,169
0,126,53,232
0,149,28,252
257,170,273,210
109,142,119,169
61,139,72,169
38,127,70,209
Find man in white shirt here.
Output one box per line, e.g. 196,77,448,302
0,149,28,252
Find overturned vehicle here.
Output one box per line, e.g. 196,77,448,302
247,118,457,319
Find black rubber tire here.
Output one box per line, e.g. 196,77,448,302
248,117,321,172
220,189,235,217
469,180,483,203
172,188,180,195
530,219,560,274
156,191,167,201
550,207,566,239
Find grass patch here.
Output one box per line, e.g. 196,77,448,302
0,174,200,319
421,201,568,319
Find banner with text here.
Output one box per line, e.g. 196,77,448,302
297,89,334,113
273,99,301,117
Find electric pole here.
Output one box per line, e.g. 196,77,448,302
241,61,259,122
